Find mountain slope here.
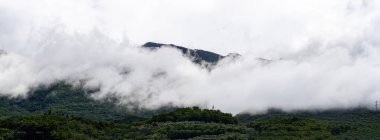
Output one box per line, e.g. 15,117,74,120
143,42,232,64
0,83,144,121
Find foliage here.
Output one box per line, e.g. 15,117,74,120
238,108,380,140
0,114,134,140
150,107,238,124
0,107,380,139
147,121,247,139
0,82,143,122
245,116,343,139
1,84,380,139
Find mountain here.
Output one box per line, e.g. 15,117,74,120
143,42,240,65
1,44,379,139
142,42,277,67
0,82,170,121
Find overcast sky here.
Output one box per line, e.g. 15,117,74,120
1,0,375,56
1,0,380,114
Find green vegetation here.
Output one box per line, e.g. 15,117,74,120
144,107,243,139
0,114,131,140
245,116,347,139
237,108,380,140
1,83,380,139
0,107,246,140
0,82,150,122
150,107,238,124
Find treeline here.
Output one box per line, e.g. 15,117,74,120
0,107,243,140
150,107,238,124
0,114,130,140
1,83,380,139
1,107,380,139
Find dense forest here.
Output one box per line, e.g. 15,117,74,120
0,83,380,139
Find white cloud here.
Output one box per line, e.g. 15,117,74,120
0,0,380,114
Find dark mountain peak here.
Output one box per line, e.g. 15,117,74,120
142,42,226,64
143,42,171,48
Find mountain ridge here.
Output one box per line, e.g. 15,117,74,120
142,42,241,65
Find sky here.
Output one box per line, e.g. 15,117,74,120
1,0,380,114
2,0,375,56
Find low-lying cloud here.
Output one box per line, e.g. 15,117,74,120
1,0,380,114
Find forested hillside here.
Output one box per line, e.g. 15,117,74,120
0,83,145,121
0,84,380,139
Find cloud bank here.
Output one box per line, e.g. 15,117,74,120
1,0,380,114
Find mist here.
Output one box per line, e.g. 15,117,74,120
1,0,380,114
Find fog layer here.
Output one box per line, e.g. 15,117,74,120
1,0,380,114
